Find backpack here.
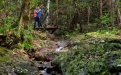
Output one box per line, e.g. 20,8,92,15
34,10,37,18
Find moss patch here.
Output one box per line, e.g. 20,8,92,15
0,47,8,56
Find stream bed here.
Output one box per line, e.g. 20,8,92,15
31,37,69,75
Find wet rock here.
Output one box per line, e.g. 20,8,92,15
34,61,52,68
34,52,55,62
39,66,62,75
40,69,51,75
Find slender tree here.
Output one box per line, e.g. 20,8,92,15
111,0,115,26
116,0,121,28
87,7,90,30
56,0,58,25
18,0,31,37
100,0,102,18
46,0,50,25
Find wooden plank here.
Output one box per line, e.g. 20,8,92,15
35,27,57,29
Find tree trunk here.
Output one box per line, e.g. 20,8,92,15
87,7,90,31
116,0,121,28
18,0,31,35
56,0,59,25
46,0,50,25
100,0,102,18
111,0,115,26
117,8,121,28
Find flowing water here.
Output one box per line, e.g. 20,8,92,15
35,37,69,75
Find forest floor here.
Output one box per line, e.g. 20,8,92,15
0,29,121,75
0,30,69,75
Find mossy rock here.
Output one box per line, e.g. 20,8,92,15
0,56,10,64
0,47,8,56
0,47,10,64
86,32,121,40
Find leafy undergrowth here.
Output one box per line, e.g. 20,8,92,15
0,27,55,74
0,47,10,64
53,29,121,75
86,30,121,39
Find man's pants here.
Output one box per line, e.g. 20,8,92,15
34,17,42,28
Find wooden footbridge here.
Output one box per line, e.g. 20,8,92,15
35,26,58,34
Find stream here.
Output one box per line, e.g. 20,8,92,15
30,37,69,75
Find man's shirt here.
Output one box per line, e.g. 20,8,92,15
37,9,42,18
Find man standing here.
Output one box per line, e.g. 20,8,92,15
34,6,42,28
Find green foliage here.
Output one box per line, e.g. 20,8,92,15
53,34,121,75
0,16,17,34
21,28,33,41
0,0,21,34
0,47,8,56
100,15,111,25
0,0,34,50
31,0,42,7
98,15,111,30
18,42,32,50
88,14,112,32
0,0,4,7
0,56,10,64
65,31,78,38
0,47,10,64
18,28,33,49
0,26,6,34
97,27,120,35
